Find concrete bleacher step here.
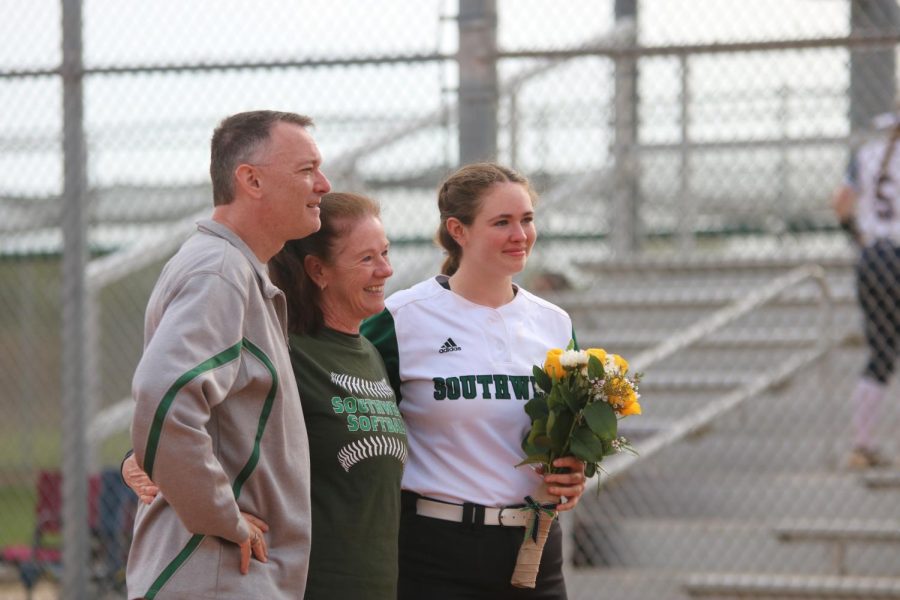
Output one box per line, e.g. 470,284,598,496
635,360,842,403
572,249,854,277
565,566,691,600
562,294,849,316
568,309,858,358
775,519,900,576
861,471,900,490
632,370,755,392
634,346,830,374
572,515,900,579
776,519,900,545
683,572,900,599
574,517,844,573
555,280,856,310
580,326,860,353
583,517,900,575
581,517,900,575
630,386,846,425
590,471,898,520
558,256,857,359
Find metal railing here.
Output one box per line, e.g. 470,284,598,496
592,263,835,490
558,263,836,578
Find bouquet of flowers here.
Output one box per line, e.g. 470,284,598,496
511,343,642,588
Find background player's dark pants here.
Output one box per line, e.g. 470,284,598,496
857,240,900,383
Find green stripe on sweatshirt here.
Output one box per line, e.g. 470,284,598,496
145,534,204,600
232,339,278,499
144,340,243,480
142,338,280,598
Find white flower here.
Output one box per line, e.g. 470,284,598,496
590,380,607,402
610,436,629,452
559,349,588,368
604,356,621,375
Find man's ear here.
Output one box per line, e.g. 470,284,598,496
446,217,466,246
304,254,327,290
234,164,263,199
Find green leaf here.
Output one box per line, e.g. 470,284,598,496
533,434,553,449
601,438,614,455
515,454,550,468
549,410,574,454
559,381,586,413
524,396,549,421
528,418,552,449
583,401,617,439
566,339,575,351
546,384,562,410
587,355,604,380
522,435,539,456
569,426,606,462
532,365,552,393
584,462,597,478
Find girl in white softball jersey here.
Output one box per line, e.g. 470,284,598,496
362,163,586,600
833,116,900,469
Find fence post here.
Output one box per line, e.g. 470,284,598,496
18,262,37,474
60,0,91,597
850,0,899,133
678,54,694,252
612,0,639,255
458,0,498,164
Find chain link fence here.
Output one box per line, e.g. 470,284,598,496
2,1,899,598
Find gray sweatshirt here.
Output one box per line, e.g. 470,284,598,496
127,220,311,599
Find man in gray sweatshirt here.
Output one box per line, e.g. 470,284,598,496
127,110,331,599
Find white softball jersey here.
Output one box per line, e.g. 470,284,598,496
848,136,900,245
362,275,575,507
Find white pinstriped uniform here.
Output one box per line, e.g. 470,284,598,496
847,135,900,245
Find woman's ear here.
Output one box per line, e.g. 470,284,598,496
303,255,328,290
446,217,466,246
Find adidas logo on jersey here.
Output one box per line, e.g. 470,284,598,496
438,337,462,354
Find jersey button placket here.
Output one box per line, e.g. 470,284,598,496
486,310,510,362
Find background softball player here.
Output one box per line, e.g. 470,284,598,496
833,112,900,469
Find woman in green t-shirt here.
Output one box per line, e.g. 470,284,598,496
269,192,406,600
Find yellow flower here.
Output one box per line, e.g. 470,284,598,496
613,387,640,415
544,348,565,380
612,354,629,373
607,384,636,412
586,348,608,365
619,400,642,416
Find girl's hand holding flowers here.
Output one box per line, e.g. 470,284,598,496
511,343,642,588
541,456,586,511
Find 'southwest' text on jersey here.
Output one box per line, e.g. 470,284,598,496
432,374,538,400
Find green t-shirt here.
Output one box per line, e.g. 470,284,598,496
290,327,407,600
